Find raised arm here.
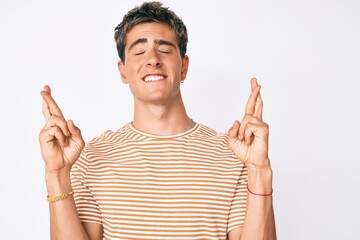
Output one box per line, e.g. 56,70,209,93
38,86,103,240
227,78,276,240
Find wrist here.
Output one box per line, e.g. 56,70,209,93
246,160,273,194
45,168,72,196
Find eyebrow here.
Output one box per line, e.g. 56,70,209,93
128,38,177,51
128,38,147,50
155,39,177,49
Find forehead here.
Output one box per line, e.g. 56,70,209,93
125,22,178,47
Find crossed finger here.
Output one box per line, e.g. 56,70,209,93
245,78,263,120
40,85,64,121
237,78,265,140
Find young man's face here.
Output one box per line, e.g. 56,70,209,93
118,22,189,104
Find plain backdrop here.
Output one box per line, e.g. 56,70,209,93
0,0,359,239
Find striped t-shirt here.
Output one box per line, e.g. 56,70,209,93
71,122,248,240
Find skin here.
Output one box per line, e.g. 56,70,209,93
118,22,192,135
39,22,275,239
227,79,276,239
39,86,102,240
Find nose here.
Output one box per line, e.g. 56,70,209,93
146,49,161,67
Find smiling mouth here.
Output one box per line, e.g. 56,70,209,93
143,75,166,82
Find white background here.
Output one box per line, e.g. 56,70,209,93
0,0,359,239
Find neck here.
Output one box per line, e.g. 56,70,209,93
132,95,193,136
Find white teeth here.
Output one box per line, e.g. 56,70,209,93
144,75,165,82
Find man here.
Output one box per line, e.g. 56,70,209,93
39,2,275,239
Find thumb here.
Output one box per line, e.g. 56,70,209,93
228,120,240,140
67,119,84,143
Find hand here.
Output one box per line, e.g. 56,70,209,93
228,78,270,168
38,86,85,174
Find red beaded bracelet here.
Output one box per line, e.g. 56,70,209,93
247,183,273,196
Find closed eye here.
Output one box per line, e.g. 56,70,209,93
135,51,145,56
159,50,171,54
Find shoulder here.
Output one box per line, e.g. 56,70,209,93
191,123,243,166
85,123,132,147
187,123,231,150
194,123,229,140
76,124,132,164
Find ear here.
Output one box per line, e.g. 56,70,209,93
180,55,189,81
118,60,129,84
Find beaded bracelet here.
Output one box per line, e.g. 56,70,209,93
47,190,74,203
247,183,273,196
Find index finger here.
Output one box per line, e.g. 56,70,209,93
42,98,51,121
40,85,64,119
254,91,263,120
245,81,261,116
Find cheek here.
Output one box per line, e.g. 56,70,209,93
168,58,183,73
129,58,145,71
124,63,141,77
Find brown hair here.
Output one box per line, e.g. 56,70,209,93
114,1,188,62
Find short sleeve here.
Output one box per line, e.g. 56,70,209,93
227,165,248,233
71,146,102,225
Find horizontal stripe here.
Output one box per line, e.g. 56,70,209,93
71,123,248,239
